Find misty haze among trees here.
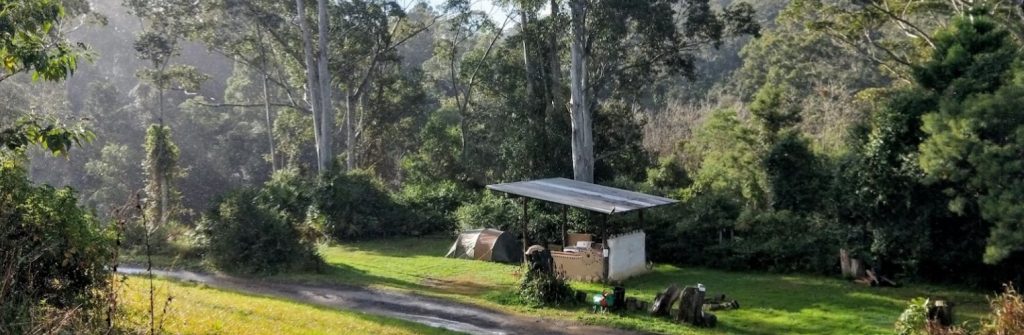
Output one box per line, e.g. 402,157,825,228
4,0,1024,334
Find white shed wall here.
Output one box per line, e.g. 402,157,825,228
607,230,647,281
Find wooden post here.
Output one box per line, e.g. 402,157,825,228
602,213,609,281
522,197,529,254
561,205,568,247
638,209,644,228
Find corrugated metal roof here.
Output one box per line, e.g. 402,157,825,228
486,177,679,214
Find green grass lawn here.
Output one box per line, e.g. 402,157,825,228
270,235,991,335
117,276,459,335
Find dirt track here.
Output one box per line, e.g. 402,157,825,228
118,268,643,335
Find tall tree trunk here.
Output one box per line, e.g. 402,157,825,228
569,0,593,182
346,91,355,171
317,0,333,171
295,0,324,173
262,70,277,173
157,83,167,227
521,9,538,173
521,10,534,102
549,0,564,118
257,29,277,173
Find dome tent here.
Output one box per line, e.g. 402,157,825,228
445,228,523,263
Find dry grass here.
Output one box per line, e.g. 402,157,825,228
981,284,1024,335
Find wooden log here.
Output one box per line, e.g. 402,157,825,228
625,297,638,311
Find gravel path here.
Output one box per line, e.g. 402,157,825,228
118,267,643,335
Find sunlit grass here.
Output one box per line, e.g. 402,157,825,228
117,276,459,335
273,235,991,335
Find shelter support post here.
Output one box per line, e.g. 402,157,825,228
639,209,644,228
602,213,609,281
561,205,568,247
522,197,529,255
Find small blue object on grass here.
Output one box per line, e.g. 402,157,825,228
592,291,616,313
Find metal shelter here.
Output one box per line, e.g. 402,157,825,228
486,177,679,253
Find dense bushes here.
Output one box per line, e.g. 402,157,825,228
199,168,469,274
455,191,518,232
198,188,321,274
1,161,113,333
315,171,419,238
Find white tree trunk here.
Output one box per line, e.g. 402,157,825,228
346,91,355,171
521,10,534,100
549,0,564,117
317,0,333,171
295,0,324,173
569,0,593,183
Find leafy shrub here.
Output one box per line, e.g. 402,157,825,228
0,162,112,333
519,270,575,307
315,169,416,239
455,191,518,231
726,210,840,273
895,298,930,335
199,189,321,274
646,154,691,191
260,168,321,241
398,180,473,235
895,297,969,335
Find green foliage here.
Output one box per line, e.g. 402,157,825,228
401,108,465,183
143,124,182,227
749,84,801,137
917,17,1024,264
682,109,767,208
454,191,518,232
0,117,94,155
315,169,417,239
518,270,575,307
646,154,691,191
397,180,473,235
0,161,112,333
913,17,1016,99
594,100,653,182
0,0,84,82
834,88,945,274
894,297,930,335
730,210,839,273
764,131,825,212
199,188,321,274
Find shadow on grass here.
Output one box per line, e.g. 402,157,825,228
272,261,428,291
331,235,454,258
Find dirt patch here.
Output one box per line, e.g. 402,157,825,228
120,268,643,335
420,277,498,296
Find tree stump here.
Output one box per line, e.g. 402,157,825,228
840,249,853,279
650,285,679,317
676,286,705,324
927,299,954,326
850,258,866,279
